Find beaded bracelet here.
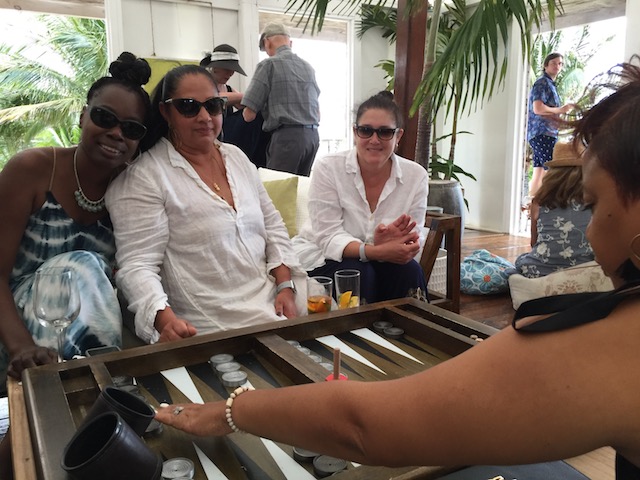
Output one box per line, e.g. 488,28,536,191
225,385,254,434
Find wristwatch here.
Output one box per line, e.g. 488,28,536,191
276,280,297,295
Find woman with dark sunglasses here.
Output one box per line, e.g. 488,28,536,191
106,64,307,345
292,91,428,304
0,52,150,477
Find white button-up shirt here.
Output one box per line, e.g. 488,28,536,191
106,138,306,343
293,148,429,270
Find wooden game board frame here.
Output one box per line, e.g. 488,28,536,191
9,299,496,480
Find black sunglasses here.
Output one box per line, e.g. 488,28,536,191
354,125,399,141
89,106,147,141
164,97,226,118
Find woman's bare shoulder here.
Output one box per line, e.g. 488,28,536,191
1,147,57,179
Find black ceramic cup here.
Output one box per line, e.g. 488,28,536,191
83,385,155,436
61,412,162,479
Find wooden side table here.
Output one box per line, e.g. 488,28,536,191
420,213,461,313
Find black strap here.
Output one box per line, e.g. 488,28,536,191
512,281,640,332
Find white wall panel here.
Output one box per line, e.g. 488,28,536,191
625,0,640,60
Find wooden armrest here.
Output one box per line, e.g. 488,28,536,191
419,212,461,313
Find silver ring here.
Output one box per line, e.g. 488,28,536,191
173,406,184,416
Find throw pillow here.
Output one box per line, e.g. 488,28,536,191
262,176,299,237
258,168,310,232
508,261,614,309
460,249,515,295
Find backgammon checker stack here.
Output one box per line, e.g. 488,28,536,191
9,298,496,480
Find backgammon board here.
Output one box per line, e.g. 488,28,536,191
10,299,497,480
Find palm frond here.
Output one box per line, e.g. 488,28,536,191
285,0,402,34
374,59,395,90
0,15,106,157
357,4,397,41
412,0,564,117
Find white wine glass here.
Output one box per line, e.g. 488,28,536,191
33,267,81,362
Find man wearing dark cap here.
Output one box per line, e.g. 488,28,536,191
242,23,321,176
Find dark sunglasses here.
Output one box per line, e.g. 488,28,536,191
354,125,399,141
89,106,147,141
164,97,226,118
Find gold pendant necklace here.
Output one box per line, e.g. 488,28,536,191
211,146,224,192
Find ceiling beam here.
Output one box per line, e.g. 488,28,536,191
0,0,627,36
0,0,104,18
540,0,626,31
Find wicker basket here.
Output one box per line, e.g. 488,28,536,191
427,248,448,295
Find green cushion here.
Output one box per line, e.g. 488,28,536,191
262,176,299,237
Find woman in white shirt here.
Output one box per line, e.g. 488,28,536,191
293,92,428,304
106,65,307,344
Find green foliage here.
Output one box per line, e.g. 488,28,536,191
428,130,476,182
529,26,615,104
281,0,563,187
414,0,564,119
285,0,425,34
423,0,479,182
357,4,397,42
0,15,107,165
356,5,396,91
374,59,395,91
525,25,617,149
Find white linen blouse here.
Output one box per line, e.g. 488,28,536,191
292,148,429,270
106,138,307,344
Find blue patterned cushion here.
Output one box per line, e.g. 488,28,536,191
460,249,514,295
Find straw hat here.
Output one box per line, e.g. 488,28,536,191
202,44,246,76
545,142,586,168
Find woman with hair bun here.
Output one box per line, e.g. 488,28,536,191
0,51,151,478
0,52,151,388
293,91,428,304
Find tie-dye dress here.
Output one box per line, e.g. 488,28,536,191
1,192,122,387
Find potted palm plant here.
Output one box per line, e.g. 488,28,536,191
286,0,563,213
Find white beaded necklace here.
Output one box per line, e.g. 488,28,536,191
73,148,106,213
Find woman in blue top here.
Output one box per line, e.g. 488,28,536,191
527,52,575,196
514,141,593,277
